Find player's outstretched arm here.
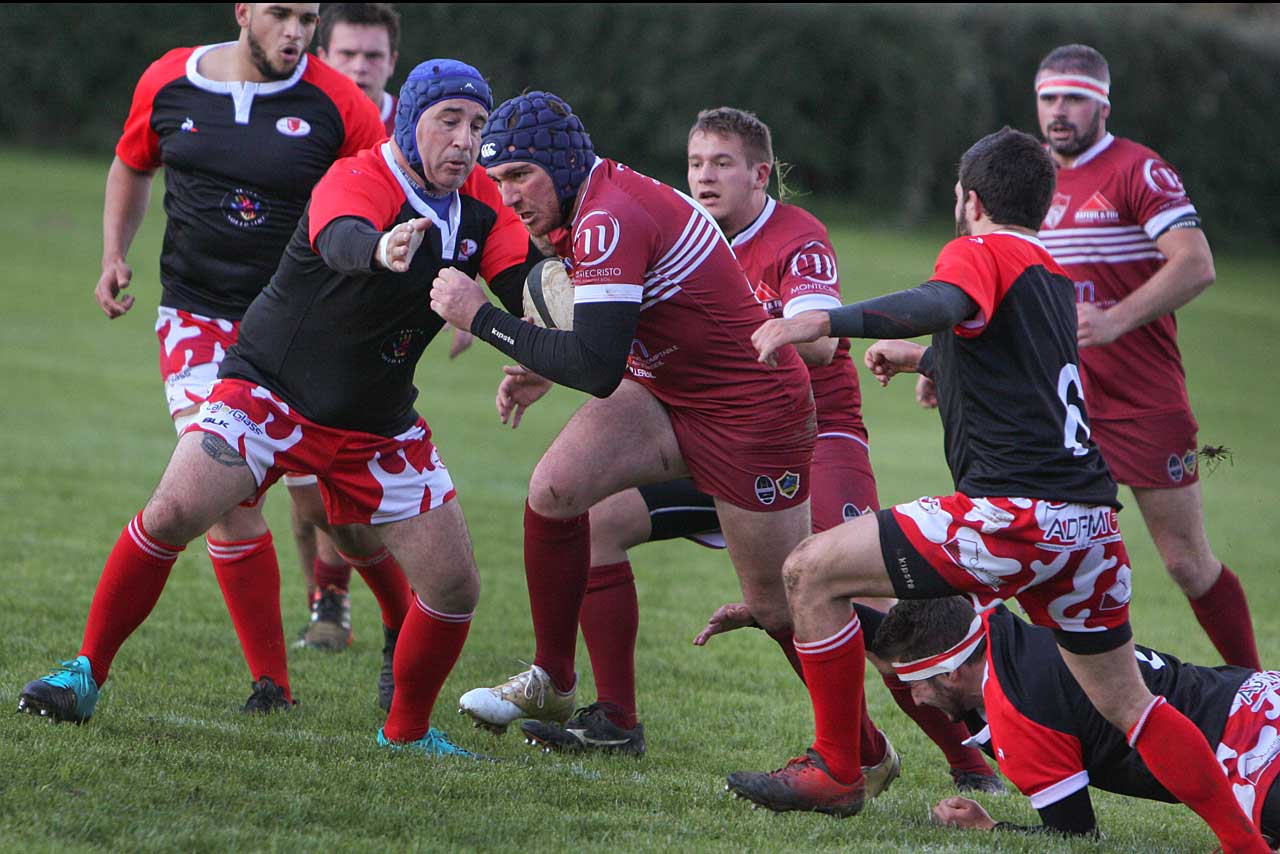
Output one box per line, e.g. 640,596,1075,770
932,789,1098,837
495,364,552,429
95,156,156,319
692,602,759,646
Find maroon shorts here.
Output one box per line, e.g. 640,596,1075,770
882,493,1132,643
182,379,456,526
155,307,240,417
664,393,816,513
810,432,879,533
1219,671,1280,827
1091,410,1200,489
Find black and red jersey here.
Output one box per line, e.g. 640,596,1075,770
221,144,533,437
116,43,384,319
972,605,1250,809
926,232,1117,506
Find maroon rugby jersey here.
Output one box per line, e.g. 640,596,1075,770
1038,134,1201,420
116,44,384,319
552,159,811,423
378,91,397,136
732,197,865,439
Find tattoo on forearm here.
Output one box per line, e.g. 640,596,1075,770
201,433,248,468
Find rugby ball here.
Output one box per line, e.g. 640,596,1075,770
523,257,574,330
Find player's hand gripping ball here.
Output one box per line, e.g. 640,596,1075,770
523,258,574,330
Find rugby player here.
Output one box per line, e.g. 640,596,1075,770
732,127,1268,851
19,60,535,761
74,2,385,711
871,597,1278,842
516,106,999,794
428,92,818,744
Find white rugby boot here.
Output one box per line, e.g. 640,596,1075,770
458,664,575,735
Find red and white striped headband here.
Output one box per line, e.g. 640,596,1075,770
891,616,984,682
1036,74,1111,106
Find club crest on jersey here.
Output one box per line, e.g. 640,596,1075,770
1167,453,1185,483
754,476,777,506
221,188,270,229
1074,191,1119,224
457,238,478,261
574,210,621,266
775,471,801,500
1044,192,1071,229
276,116,311,137
380,328,425,365
1143,159,1186,197
789,241,838,285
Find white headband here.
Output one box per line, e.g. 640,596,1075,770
891,616,984,682
1036,74,1111,106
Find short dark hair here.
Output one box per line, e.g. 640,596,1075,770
870,597,985,664
317,3,401,54
958,126,1056,230
689,107,773,166
1038,44,1110,84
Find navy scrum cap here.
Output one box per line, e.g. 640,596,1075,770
394,59,493,170
479,91,595,213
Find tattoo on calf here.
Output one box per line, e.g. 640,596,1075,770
201,433,248,468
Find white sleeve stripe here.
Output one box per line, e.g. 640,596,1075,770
573,283,643,304
1028,770,1091,809
783,293,842,318
1144,204,1199,239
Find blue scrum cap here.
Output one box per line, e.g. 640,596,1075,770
394,59,493,170
478,91,595,212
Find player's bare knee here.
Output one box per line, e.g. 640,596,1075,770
140,496,199,546
742,588,790,634
1164,554,1218,598
782,535,823,600
528,466,588,518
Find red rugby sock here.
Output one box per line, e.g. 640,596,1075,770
1189,565,1260,670
795,612,866,785
208,532,292,701
80,513,184,686
580,561,639,729
343,548,413,631
881,671,994,776
313,558,351,593
1129,697,1268,852
382,596,472,743
525,501,589,693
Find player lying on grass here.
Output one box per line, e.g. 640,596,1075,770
428,92,821,751
728,126,1269,852
516,105,1000,794
20,59,537,761
869,597,1280,842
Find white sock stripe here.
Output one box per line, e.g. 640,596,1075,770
205,541,263,559
337,548,391,568
414,596,473,623
794,614,862,656
128,517,180,561
1127,695,1166,747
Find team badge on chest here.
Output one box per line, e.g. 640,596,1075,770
276,117,312,137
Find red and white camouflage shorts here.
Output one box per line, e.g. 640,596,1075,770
182,378,456,526
1217,670,1280,827
156,307,239,418
883,494,1132,636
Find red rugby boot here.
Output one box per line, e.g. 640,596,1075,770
726,749,866,818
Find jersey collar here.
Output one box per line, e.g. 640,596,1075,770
186,42,308,125
379,142,462,260
1061,132,1114,170
379,91,395,124
992,230,1048,250
730,196,776,247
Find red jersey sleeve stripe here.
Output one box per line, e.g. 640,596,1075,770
115,47,194,171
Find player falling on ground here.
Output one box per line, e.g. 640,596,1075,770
1033,44,1259,669
516,106,1000,794
869,597,1279,842
72,2,394,712
19,60,534,761
731,126,1268,852
428,92,820,744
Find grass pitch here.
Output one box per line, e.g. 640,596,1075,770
0,147,1275,852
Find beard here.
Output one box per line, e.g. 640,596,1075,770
246,28,295,81
955,210,970,238
1046,106,1104,158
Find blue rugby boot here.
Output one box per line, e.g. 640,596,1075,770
377,726,490,761
18,656,100,723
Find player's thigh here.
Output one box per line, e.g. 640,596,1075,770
144,430,260,545
1057,640,1154,732
530,380,687,517
588,488,654,565
286,477,330,528
377,498,478,613
785,513,897,603
715,497,811,628
207,499,270,542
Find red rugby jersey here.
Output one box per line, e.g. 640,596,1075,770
1038,134,1201,420
731,197,865,439
554,159,812,423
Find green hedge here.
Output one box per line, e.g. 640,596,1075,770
2,4,1276,244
